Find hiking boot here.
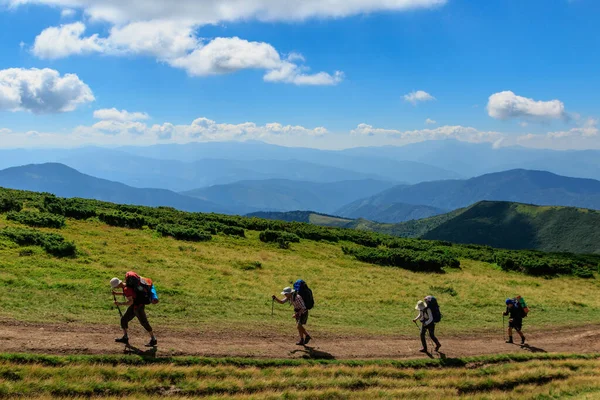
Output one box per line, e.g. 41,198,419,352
145,338,158,347
419,348,428,353
304,335,312,345
506,337,513,344
296,339,305,346
115,336,129,345
521,336,526,345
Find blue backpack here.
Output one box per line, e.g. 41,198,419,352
425,295,442,323
293,279,314,310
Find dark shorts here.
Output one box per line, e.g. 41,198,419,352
509,319,523,331
296,311,308,326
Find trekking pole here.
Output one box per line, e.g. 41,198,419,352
502,315,506,342
271,298,274,317
113,292,123,318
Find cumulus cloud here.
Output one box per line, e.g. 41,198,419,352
0,68,94,113
516,117,599,150
93,108,149,122
60,8,75,18
425,118,437,125
6,0,446,25
487,91,567,121
351,123,502,144
32,23,342,85
404,90,435,105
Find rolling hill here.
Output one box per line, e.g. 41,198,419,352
337,169,600,221
336,200,447,223
418,201,600,254
183,179,396,215
0,163,228,213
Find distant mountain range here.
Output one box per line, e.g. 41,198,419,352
0,163,228,213
337,169,600,222
183,179,396,215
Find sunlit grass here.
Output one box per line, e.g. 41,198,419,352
1,213,600,336
0,353,599,399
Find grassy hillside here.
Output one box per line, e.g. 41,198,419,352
1,353,600,398
1,187,600,337
248,211,353,227
336,200,446,223
421,201,600,254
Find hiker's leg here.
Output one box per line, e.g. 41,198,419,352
134,306,154,338
420,325,427,350
121,305,136,335
428,324,441,346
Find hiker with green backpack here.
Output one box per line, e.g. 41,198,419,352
272,280,314,346
503,297,527,345
412,296,442,353
110,271,159,348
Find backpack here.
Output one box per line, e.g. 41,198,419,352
293,279,314,310
424,295,442,323
125,271,157,305
510,296,529,318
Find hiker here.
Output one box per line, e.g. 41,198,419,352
110,272,157,347
413,300,441,353
272,287,312,345
503,298,526,344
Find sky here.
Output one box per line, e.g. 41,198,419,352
0,0,599,150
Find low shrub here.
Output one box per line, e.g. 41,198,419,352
0,227,76,257
259,230,300,249
343,246,459,273
98,211,147,229
156,224,212,242
0,196,22,213
7,211,66,229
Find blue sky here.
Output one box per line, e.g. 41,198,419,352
0,0,599,150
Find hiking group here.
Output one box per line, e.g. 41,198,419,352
108,274,528,353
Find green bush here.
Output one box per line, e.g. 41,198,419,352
98,211,147,229
342,246,459,273
0,196,22,213
0,227,76,257
259,230,300,246
6,211,66,229
43,196,97,220
156,224,212,242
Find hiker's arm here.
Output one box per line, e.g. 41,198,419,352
272,295,286,305
115,296,134,307
112,291,124,296
412,312,420,322
424,309,433,326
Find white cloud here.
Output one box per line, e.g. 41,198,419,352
404,90,435,105
487,91,567,121
0,68,94,113
0,128,12,134
60,8,75,18
516,117,599,150
93,108,149,122
351,123,502,144
425,118,437,125
6,0,446,25
32,23,342,85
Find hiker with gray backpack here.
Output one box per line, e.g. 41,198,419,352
110,271,159,348
272,279,314,345
412,295,442,353
503,296,528,345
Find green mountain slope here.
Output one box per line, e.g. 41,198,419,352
421,201,600,254
336,200,447,223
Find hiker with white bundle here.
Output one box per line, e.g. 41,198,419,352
110,271,159,348
412,295,442,353
272,279,314,346
503,296,528,345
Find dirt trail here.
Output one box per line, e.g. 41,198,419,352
1,320,599,360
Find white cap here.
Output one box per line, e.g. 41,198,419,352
281,287,293,295
110,277,122,288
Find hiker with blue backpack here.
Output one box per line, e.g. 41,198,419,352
272,280,314,346
504,297,527,345
110,271,159,348
412,295,442,353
